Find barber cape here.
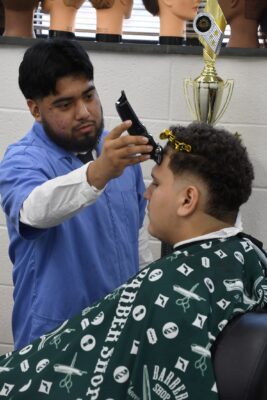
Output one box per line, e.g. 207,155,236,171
0,235,267,399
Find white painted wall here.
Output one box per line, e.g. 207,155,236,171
1,42,267,354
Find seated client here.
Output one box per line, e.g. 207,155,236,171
0,122,266,400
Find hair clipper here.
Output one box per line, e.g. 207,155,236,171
115,91,163,164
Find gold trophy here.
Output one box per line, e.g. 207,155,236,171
184,0,234,125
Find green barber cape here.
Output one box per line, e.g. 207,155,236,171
0,235,267,399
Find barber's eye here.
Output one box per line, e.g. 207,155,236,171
85,92,93,100
57,102,70,110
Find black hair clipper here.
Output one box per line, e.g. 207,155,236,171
115,91,163,164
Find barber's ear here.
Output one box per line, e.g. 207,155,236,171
177,186,199,217
27,99,41,122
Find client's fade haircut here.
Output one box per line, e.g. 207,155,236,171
166,122,254,222
18,39,94,100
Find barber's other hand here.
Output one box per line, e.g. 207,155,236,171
87,121,153,190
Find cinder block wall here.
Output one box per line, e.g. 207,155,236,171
1,42,267,354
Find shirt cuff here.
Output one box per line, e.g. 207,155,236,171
82,162,106,195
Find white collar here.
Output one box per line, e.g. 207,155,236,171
173,226,242,249
74,149,97,159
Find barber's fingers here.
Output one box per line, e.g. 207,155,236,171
106,121,150,147
107,120,133,140
114,144,153,159
118,153,151,166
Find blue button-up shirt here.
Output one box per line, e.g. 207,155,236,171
0,122,147,349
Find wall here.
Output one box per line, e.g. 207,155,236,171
1,41,267,354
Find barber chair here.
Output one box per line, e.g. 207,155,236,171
212,310,267,400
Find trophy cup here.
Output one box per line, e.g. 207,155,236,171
184,0,234,125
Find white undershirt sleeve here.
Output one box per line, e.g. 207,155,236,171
21,161,154,269
20,162,104,229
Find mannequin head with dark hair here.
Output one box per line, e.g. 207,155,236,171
219,0,267,47
0,0,4,35
2,0,39,37
89,0,133,40
142,0,200,40
41,0,85,38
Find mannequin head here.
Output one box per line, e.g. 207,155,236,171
219,0,267,47
2,0,38,11
260,8,267,45
41,0,85,36
90,0,114,9
91,0,133,38
143,0,198,19
2,0,39,37
90,0,131,17
0,0,4,35
142,0,200,38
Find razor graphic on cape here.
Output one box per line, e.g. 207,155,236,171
115,90,163,165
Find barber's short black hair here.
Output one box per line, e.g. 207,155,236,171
166,122,254,222
18,39,94,100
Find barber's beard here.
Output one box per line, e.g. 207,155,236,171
42,115,104,153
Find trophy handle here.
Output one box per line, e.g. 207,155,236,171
213,79,234,124
183,78,197,120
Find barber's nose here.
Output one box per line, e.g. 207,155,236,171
76,101,90,119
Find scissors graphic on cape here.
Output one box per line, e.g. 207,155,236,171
191,343,212,376
173,283,206,312
54,352,87,393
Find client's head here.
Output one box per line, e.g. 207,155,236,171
144,122,254,245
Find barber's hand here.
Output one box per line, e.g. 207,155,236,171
87,121,153,190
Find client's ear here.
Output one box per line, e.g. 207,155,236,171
27,99,41,122
177,186,199,217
